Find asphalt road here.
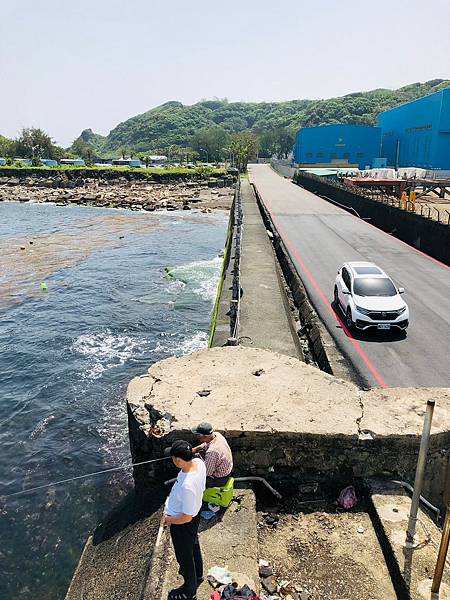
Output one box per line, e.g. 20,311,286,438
249,164,450,388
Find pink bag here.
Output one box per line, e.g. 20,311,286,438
337,485,357,509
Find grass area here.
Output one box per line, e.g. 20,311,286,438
0,165,230,180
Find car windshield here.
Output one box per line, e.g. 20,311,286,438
353,277,397,297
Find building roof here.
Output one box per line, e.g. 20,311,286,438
298,168,339,177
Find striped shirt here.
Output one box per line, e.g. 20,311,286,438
201,432,233,478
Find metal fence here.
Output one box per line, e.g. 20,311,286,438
296,172,450,226
228,178,243,344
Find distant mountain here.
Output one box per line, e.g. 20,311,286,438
70,78,448,156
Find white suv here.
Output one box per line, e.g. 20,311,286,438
334,262,409,331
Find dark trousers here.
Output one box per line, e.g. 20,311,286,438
170,513,203,595
206,474,230,488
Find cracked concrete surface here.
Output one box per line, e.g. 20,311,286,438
128,346,450,440
128,346,361,436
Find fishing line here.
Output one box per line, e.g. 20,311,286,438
1,456,171,499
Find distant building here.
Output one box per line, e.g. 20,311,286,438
60,159,86,166
0,158,6,166
378,88,450,170
149,155,168,166
294,124,381,170
41,159,58,167
112,158,142,168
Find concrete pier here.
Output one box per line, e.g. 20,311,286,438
237,179,300,357
211,178,300,358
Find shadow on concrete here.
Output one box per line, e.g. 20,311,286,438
92,481,166,546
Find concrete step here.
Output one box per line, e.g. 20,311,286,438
151,489,258,600
369,481,450,599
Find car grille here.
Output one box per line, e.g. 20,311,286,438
367,310,401,321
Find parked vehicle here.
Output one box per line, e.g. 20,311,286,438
334,261,409,331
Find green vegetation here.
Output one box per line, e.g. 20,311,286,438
68,79,449,158
0,127,67,161
229,133,258,172
2,79,449,169
0,164,228,181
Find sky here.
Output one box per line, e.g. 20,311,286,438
1,0,449,147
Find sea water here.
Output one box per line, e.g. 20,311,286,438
0,202,227,599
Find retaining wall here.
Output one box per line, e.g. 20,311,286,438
127,347,450,513
295,172,450,266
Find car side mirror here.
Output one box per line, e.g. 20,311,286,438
398,287,405,294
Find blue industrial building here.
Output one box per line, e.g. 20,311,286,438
378,89,450,170
294,124,381,170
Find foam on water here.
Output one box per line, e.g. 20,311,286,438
72,330,147,380
30,415,56,440
165,255,222,301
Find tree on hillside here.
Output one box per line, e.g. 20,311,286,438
191,125,230,162
258,128,295,159
71,138,99,163
0,134,14,157
15,127,58,160
276,128,295,158
258,130,278,158
229,132,258,172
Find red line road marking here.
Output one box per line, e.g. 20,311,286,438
257,188,389,388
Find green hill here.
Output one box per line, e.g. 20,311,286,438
3,80,449,160
43,78,450,156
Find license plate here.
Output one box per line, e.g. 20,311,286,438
377,324,391,330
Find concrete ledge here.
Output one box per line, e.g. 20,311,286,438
127,347,450,510
370,481,450,599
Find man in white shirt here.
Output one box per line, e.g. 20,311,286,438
165,440,206,600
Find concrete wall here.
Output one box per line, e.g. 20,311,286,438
270,159,296,178
295,172,450,266
126,347,450,513
253,183,357,384
130,411,450,514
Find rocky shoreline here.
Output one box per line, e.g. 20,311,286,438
0,174,235,212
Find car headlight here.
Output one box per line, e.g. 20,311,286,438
355,305,371,315
398,306,407,314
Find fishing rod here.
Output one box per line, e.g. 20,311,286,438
1,456,171,499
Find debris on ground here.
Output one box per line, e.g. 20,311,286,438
257,493,396,599
260,513,280,528
336,485,358,510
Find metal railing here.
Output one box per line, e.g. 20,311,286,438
295,172,450,226
228,178,243,345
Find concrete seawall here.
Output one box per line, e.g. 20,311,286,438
127,347,450,512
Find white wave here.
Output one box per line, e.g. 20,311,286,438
178,331,209,354
150,330,208,359
72,330,145,380
30,415,56,439
165,256,222,302
96,330,207,467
